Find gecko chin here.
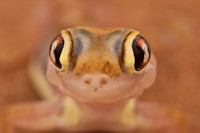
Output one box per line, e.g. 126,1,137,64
47,55,157,104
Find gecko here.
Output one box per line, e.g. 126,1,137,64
0,26,187,133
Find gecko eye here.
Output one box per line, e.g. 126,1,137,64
49,34,64,69
49,30,73,71
122,31,151,74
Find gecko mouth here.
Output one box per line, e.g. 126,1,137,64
57,71,153,104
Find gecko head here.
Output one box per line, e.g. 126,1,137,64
47,26,157,104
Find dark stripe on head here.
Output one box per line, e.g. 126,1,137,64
106,29,128,57
73,28,93,57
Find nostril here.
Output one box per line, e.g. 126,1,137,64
84,78,91,84
82,74,109,87
100,74,109,85
100,78,107,84
82,74,92,84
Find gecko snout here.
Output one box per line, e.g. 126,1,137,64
82,74,110,90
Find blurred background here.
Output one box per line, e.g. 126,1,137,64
0,0,199,132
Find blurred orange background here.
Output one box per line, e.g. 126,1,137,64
0,0,199,133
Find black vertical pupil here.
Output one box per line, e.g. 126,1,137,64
54,35,64,69
132,35,146,71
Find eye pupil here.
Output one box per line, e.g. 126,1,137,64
54,36,64,68
50,35,64,69
132,35,150,71
132,42,144,71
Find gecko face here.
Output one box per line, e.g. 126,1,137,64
47,26,157,103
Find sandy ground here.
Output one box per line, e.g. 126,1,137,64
0,0,200,132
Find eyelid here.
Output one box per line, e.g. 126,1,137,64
58,30,73,72
123,31,140,74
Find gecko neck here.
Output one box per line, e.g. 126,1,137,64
72,97,136,123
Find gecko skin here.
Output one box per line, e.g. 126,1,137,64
0,26,187,133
